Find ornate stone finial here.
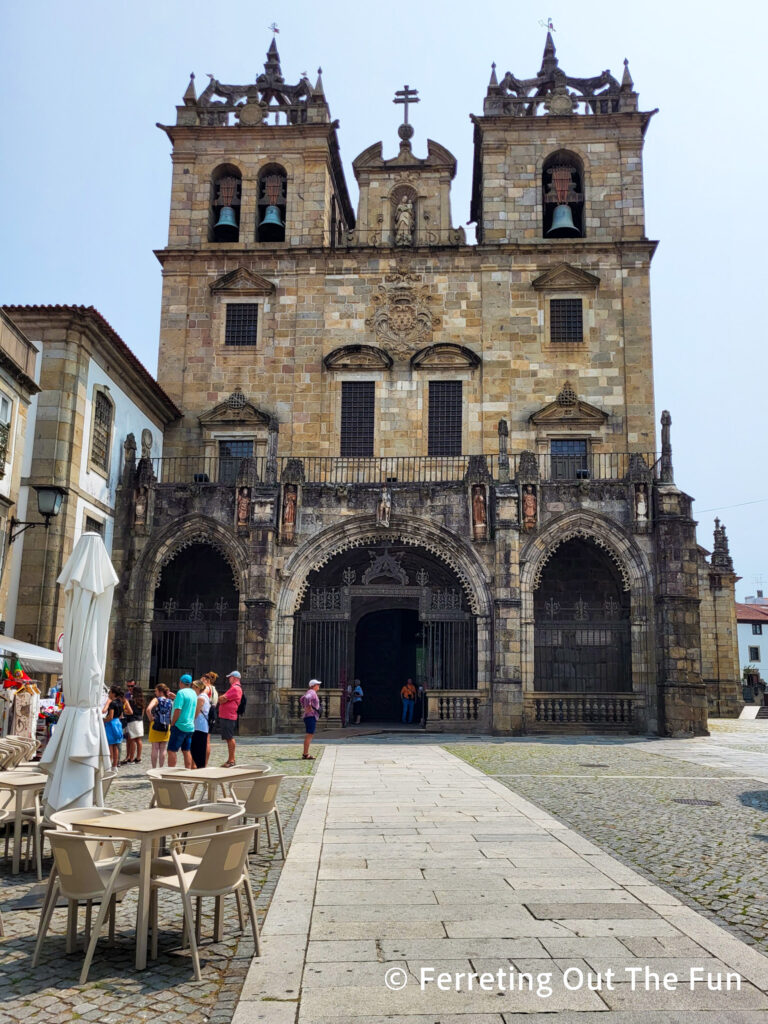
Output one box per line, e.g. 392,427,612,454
183,72,197,105
489,62,499,88
621,58,634,89
123,432,137,462
540,31,559,74
711,518,734,572
227,388,247,410
264,37,285,84
313,67,325,97
660,410,674,483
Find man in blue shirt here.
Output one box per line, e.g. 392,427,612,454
167,673,197,768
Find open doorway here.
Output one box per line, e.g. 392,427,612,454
354,609,421,721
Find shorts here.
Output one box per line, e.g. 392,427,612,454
219,718,236,742
167,724,193,752
304,715,317,734
125,720,144,739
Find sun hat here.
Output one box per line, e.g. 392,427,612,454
227,670,241,679
179,673,193,685
309,678,323,687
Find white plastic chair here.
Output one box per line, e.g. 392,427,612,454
231,775,285,857
150,824,260,979
33,830,140,983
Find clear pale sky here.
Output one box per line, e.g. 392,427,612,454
1,0,765,598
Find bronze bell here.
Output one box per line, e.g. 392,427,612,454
547,204,580,236
213,206,239,241
259,204,284,228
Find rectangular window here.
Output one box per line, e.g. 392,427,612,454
218,439,254,484
84,515,104,536
749,646,761,662
752,624,763,635
0,395,11,425
340,381,375,457
550,298,583,344
224,303,259,347
428,381,462,456
90,391,113,471
550,439,588,480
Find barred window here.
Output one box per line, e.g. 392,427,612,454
340,381,375,456
753,624,763,636
90,391,113,471
550,439,588,480
550,298,583,344
224,304,259,347
218,439,254,484
428,381,462,456
84,515,104,536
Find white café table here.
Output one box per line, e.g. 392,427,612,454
154,764,270,802
0,771,46,874
75,806,228,970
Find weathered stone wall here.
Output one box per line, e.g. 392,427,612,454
698,555,742,717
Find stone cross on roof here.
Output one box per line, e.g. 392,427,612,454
393,85,419,124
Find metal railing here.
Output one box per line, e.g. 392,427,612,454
147,452,659,487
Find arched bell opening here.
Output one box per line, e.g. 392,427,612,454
533,537,630,692
542,150,584,238
209,164,242,242
150,543,239,687
291,542,478,721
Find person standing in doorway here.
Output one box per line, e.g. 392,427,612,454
300,679,322,759
352,679,363,724
218,670,243,767
400,678,417,724
167,674,196,769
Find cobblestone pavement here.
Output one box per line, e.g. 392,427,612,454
450,726,768,960
0,742,321,1024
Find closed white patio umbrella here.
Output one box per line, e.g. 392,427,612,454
40,532,119,817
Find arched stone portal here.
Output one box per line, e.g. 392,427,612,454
291,542,479,722
533,538,631,692
520,510,656,731
150,543,239,686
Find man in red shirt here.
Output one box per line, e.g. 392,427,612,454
218,670,242,766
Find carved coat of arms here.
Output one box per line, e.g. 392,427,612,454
365,273,441,360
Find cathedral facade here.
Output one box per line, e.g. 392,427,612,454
110,36,741,736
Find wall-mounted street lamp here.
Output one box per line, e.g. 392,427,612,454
9,486,67,544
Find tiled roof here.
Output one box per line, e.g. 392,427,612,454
735,602,768,623
2,305,182,421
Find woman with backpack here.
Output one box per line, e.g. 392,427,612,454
145,683,173,767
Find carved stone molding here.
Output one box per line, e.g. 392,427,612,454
324,344,393,371
365,272,441,360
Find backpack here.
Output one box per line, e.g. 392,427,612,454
153,696,172,730
237,691,247,717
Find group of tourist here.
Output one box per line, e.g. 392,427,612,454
101,669,245,769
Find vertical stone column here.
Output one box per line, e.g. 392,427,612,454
653,483,708,736
491,482,522,733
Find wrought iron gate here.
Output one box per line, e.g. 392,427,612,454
534,620,631,692
422,618,477,690
150,599,238,686
292,617,347,689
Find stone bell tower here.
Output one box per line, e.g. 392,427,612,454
155,40,355,455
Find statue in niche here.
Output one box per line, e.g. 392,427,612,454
282,484,297,541
237,487,251,527
522,485,537,531
635,483,648,522
394,195,415,247
141,428,153,460
377,487,391,528
134,485,148,527
472,485,487,541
